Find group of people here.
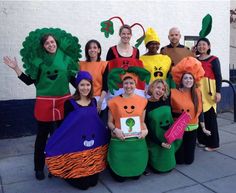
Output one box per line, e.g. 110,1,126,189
3,23,222,190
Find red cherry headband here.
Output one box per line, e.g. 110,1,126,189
100,16,145,48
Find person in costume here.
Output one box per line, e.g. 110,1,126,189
171,57,210,164
3,28,82,180
107,66,150,182
195,37,222,151
145,79,181,173
160,27,194,66
80,39,108,125
45,71,109,190
100,16,146,97
140,27,175,89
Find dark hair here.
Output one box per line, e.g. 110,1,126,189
145,41,160,49
119,24,132,35
72,79,94,100
180,73,199,114
40,34,58,48
85,39,101,62
196,37,211,55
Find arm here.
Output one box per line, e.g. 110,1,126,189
106,47,115,61
64,100,74,119
3,56,36,85
107,110,125,140
69,76,77,88
212,57,222,103
139,110,148,139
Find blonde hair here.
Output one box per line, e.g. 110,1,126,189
148,79,169,101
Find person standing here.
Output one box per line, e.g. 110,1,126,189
80,39,108,125
195,37,222,151
160,27,194,66
3,28,81,180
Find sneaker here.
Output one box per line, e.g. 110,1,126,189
204,147,219,152
35,171,45,180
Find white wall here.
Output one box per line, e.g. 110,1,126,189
0,0,230,100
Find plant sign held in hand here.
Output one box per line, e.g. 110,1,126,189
126,118,135,132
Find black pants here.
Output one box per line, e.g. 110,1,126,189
99,107,108,127
65,174,99,190
34,121,62,171
197,107,219,148
175,130,197,165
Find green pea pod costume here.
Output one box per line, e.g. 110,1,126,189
107,138,148,177
147,106,181,172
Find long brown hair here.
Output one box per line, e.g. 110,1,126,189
180,74,199,114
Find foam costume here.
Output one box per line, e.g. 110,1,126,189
20,28,82,121
45,71,109,181
107,67,150,177
101,16,147,97
145,99,182,172
171,57,205,164
19,28,82,174
196,14,222,148
140,27,175,88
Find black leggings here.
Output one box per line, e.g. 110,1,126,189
175,130,197,165
34,121,62,171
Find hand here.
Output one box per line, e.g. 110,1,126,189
113,128,125,140
215,92,221,103
3,56,18,69
161,142,171,149
202,128,211,136
97,100,103,114
138,129,148,139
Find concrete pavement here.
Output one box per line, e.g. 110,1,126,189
0,112,236,193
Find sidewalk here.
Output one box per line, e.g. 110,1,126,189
0,112,236,193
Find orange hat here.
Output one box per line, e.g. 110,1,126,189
121,72,138,83
171,57,205,84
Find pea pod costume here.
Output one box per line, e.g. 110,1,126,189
20,28,82,121
146,104,181,172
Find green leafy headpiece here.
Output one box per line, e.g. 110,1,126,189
20,28,82,78
199,14,212,38
100,16,145,48
108,66,151,95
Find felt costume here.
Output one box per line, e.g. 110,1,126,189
145,99,182,172
140,27,175,88
107,67,150,178
101,16,147,97
80,61,108,110
171,57,204,164
19,28,82,174
45,71,109,189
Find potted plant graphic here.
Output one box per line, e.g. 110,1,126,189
126,118,135,132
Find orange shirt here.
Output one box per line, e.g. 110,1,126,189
108,94,147,130
170,88,202,125
80,61,108,96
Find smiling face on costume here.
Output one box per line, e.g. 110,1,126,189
43,35,57,54
78,79,92,97
182,73,194,89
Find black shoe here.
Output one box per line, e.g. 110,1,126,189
35,171,45,180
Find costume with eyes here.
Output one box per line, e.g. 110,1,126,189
197,55,222,148
107,94,148,177
171,57,204,164
45,98,109,189
140,27,175,88
145,99,182,172
105,46,146,97
19,28,81,172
